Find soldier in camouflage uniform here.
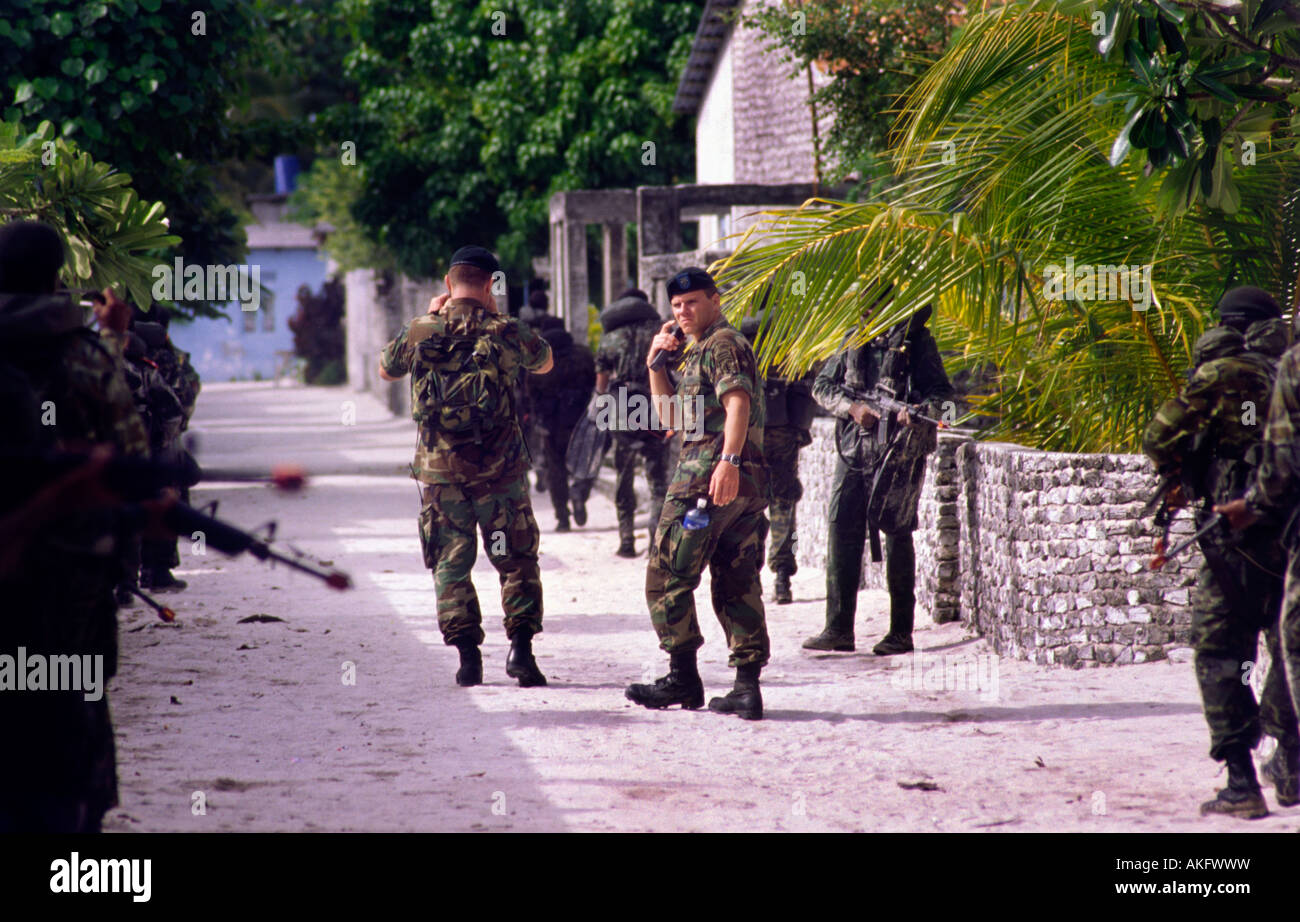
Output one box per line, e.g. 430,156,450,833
132,314,200,590
595,289,671,557
379,247,553,688
0,220,148,832
625,268,771,720
740,314,817,604
805,304,954,655
1217,292,1300,815
1146,286,1299,819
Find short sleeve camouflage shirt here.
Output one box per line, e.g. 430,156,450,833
670,316,767,501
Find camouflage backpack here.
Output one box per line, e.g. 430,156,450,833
409,304,515,444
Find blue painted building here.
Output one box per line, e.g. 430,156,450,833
168,192,330,382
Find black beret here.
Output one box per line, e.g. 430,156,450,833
1217,286,1281,323
666,267,716,297
449,246,500,275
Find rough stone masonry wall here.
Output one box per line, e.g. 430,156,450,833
796,425,1199,665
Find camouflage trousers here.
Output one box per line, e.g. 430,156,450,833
614,431,669,542
765,425,808,576
1191,534,1298,761
418,475,543,646
1274,539,1300,742
645,493,770,668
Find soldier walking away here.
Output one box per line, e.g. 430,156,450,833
624,268,771,720
1148,286,1300,819
0,220,148,831
528,317,595,531
740,314,817,605
804,303,954,655
379,246,554,688
594,288,670,557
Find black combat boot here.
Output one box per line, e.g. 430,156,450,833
572,496,587,527
708,662,763,720
803,628,855,652
1262,742,1300,807
773,571,793,605
143,569,188,593
1200,746,1269,819
555,515,571,533
872,634,914,655
625,650,704,710
454,641,482,687
506,629,547,687
616,538,637,558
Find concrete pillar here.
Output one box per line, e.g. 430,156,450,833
601,224,626,307
561,219,588,339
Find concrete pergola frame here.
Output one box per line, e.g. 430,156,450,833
550,182,847,339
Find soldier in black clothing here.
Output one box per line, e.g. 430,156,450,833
528,317,596,531
804,305,954,655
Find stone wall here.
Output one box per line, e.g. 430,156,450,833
795,423,1199,665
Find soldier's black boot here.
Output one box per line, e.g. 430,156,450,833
555,514,571,533
873,590,915,655
616,523,637,558
708,663,763,720
1200,747,1269,819
454,641,482,687
1262,742,1300,807
572,496,587,527
143,569,188,593
625,651,704,710
506,629,547,687
773,571,793,605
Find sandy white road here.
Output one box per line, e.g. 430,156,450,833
102,382,1293,832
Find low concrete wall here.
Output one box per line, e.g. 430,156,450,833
795,422,1198,665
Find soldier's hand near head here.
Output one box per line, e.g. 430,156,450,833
848,402,879,428
427,293,450,315
94,288,131,334
647,321,681,370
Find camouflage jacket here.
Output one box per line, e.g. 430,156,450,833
668,315,767,502
1247,340,1300,525
380,299,551,485
1143,329,1277,508
814,325,954,470
596,317,660,395
150,340,201,422
0,292,147,457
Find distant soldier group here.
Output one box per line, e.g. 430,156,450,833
386,256,952,723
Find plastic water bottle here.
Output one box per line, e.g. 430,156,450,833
683,498,710,531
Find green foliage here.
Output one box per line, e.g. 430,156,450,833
0,120,180,308
287,157,395,273
715,0,1300,454
744,0,957,189
2,0,275,316
318,0,703,281
1091,0,1300,216
288,277,346,384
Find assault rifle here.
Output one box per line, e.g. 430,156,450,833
1,453,352,593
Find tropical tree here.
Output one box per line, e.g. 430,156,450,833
0,120,180,309
714,0,1300,453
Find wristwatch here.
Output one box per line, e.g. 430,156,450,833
720,452,742,467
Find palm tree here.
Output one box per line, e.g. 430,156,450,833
713,0,1300,453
